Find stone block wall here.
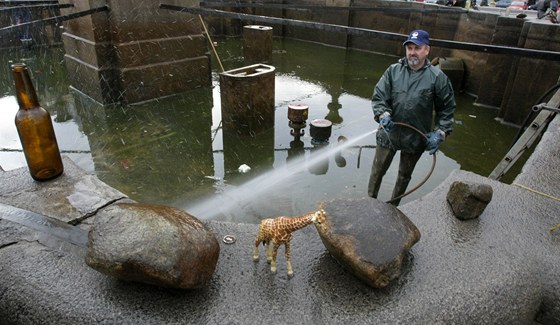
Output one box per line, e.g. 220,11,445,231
203,0,560,126
61,0,117,105
49,0,560,120
282,0,351,47
60,0,211,105
474,15,522,109
350,0,410,55
500,21,560,124
452,10,499,96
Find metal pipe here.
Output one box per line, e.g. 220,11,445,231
160,4,560,61
0,5,109,36
532,103,560,113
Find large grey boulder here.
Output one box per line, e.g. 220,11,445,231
447,181,493,220
315,198,420,288
86,202,220,289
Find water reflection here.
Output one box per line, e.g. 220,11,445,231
72,88,215,204
0,38,521,223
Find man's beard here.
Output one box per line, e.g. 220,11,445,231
407,56,420,66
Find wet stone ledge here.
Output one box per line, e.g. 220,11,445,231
0,158,559,324
0,157,127,225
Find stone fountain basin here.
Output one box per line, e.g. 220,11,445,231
0,157,558,324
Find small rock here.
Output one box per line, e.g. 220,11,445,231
86,202,220,289
315,198,420,288
447,181,493,220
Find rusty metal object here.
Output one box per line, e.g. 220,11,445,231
310,118,332,144
288,103,309,139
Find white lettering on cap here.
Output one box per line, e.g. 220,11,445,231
411,32,419,39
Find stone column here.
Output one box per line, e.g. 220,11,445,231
219,64,276,181
243,25,273,64
219,63,276,136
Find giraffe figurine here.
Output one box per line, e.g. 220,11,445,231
253,206,327,277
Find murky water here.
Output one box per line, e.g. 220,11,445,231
0,38,526,223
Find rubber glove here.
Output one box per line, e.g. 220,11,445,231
425,130,446,155
379,112,394,133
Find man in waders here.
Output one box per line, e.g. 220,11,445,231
368,29,456,205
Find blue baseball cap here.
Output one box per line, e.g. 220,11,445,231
403,30,430,46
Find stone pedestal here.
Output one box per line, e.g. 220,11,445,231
243,25,273,64
219,64,275,178
219,64,275,136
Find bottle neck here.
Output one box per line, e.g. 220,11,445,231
11,64,40,109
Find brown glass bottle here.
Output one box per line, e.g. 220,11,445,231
12,63,63,181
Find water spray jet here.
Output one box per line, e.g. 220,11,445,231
185,129,378,220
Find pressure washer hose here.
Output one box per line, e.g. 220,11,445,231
382,122,437,204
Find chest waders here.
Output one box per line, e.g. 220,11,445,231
367,122,437,206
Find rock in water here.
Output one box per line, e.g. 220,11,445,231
315,198,420,288
86,202,220,289
446,181,493,220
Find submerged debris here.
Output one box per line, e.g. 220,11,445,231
238,164,251,173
